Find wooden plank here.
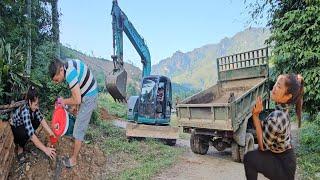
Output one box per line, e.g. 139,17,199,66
0,141,15,180
1,135,14,166
0,122,10,154
0,100,26,110
0,124,14,163
0,120,9,140
0,120,14,180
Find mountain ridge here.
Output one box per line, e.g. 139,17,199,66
152,27,270,89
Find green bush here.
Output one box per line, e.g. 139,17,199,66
300,116,320,153
0,39,27,104
298,114,320,179
268,1,320,117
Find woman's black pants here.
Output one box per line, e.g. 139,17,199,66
244,149,296,180
10,118,40,148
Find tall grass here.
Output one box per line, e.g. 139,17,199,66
298,114,320,179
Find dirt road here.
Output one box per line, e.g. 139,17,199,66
113,120,267,179
154,139,267,180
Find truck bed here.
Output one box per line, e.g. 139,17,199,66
182,78,265,104
178,48,269,132
177,78,269,131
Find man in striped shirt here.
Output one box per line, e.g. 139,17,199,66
49,57,98,168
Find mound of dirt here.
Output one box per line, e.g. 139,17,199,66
8,131,108,180
99,107,117,121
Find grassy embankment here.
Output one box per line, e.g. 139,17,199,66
298,114,320,179
87,93,184,179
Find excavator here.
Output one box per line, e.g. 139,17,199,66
106,0,178,145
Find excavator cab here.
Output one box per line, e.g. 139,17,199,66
137,75,172,123
126,75,178,143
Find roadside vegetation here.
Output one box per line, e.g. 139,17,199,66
298,114,320,179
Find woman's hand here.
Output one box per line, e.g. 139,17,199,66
40,119,56,138
49,131,56,138
44,146,56,159
252,96,263,116
252,96,265,151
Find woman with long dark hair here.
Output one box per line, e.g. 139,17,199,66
244,74,303,180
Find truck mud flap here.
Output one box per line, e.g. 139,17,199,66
126,122,179,140
106,69,127,102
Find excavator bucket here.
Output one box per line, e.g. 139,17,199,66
106,69,127,102
126,122,179,140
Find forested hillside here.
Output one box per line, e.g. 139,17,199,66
152,27,270,89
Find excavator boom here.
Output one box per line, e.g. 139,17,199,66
106,0,151,102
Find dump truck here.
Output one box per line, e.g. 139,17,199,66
177,48,270,162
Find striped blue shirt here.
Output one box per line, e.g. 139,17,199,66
64,59,98,98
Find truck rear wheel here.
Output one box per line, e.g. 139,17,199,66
239,133,254,162
190,132,209,155
231,142,241,162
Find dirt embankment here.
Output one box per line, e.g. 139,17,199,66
8,108,119,180
8,133,108,180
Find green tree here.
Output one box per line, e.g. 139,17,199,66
0,39,27,104
249,0,320,117
50,0,60,57
0,1,64,111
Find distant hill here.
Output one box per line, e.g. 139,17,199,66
152,27,270,89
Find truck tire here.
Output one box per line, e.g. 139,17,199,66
239,133,255,163
231,142,241,162
190,132,209,155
